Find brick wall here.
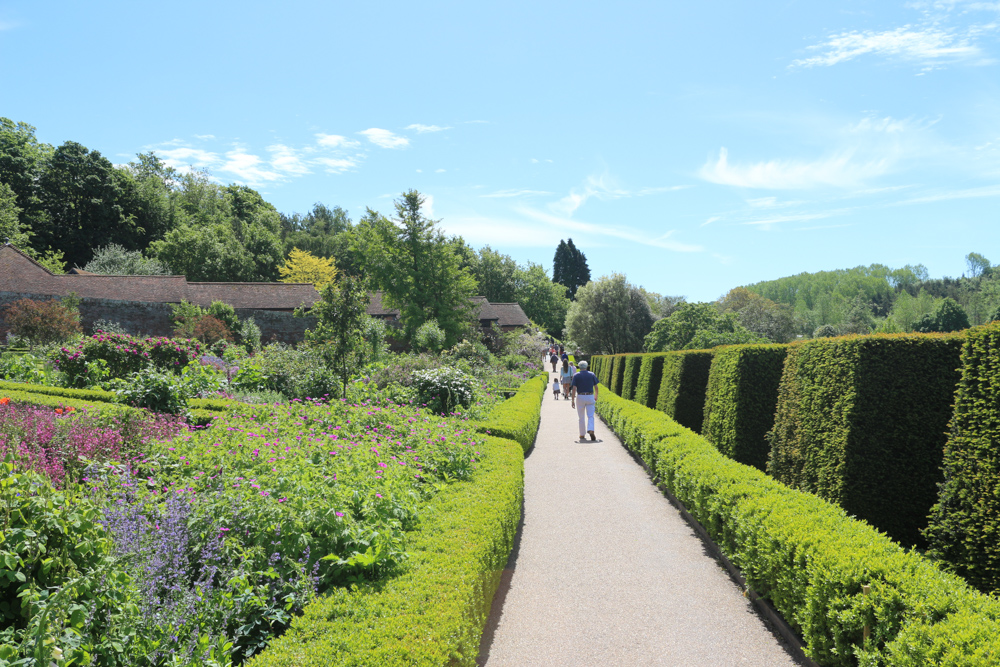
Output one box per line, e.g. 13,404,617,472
0,292,314,344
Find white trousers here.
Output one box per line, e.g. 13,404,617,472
576,394,596,435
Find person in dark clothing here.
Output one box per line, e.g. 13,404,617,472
570,360,600,441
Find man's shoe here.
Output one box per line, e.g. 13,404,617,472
589,431,596,441
579,436,587,441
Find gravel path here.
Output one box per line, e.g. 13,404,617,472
479,371,804,667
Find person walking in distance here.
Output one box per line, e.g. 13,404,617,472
570,360,600,441
550,349,559,373
559,358,574,399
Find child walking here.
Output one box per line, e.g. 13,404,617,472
552,376,562,400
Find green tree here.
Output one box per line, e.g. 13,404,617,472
0,182,30,249
356,190,477,346
719,287,794,343
553,238,591,299
564,273,653,354
470,246,518,303
934,297,970,332
280,203,360,276
644,302,720,352
966,252,991,280
299,274,371,397
513,262,571,337
0,117,52,238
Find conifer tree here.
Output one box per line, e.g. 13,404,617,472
552,238,591,299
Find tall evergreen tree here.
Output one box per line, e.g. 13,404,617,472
553,238,591,299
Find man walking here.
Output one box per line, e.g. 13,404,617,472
570,360,600,441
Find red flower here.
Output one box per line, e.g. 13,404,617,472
0,397,9,405
55,408,63,415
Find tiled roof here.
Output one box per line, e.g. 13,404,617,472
367,291,400,318
490,303,531,327
186,283,319,310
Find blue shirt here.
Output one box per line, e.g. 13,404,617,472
571,371,599,394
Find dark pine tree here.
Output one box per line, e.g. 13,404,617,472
567,238,590,296
553,239,569,291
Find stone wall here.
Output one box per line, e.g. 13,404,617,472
0,292,314,345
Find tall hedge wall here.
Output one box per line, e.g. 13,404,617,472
702,345,788,471
590,356,603,382
767,333,964,547
610,354,627,396
633,353,669,409
655,350,714,433
596,390,1000,666
621,355,643,401
925,323,1000,594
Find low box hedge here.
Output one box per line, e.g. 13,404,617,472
621,355,642,401
767,333,963,547
472,373,546,454
655,350,713,434
702,344,788,470
926,322,1000,594
633,353,669,409
597,389,1000,666
0,380,118,404
249,375,540,666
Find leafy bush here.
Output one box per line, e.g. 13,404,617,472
412,367,476,415
925,322,1000,593
243,344,339,400
768,333,964,547
655,350,713,434
633,353,669,408
0,353,47,384
90,318,130,335
814,324,838,338
53,333,204,386
113,366,190,414
412,319,446,354
702,344,787,470
359,353,445,389
597,389,1000,666
1,298,81,348
191,314,233,345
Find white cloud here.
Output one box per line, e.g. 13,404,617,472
793,25,991,68
193,134,216,140
359,128,409,149
155,147,220,170
519,207,702,252
482,189,553,198
422,194,435,217
699,147,893,189
740,212,836,231
701,216,720,227
406,124,451,133
313,157,357,173
551,173,630,216
315,133,360,149
267,144,311,176
219,149,283,185
636,185,691,196
435,168,446,173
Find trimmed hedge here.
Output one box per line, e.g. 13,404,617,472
0,380,117,403
590,355,603,381
655,350,713,433
925,323,1000,594
611,354,627,395
767,333,963,547
633,353,669,409
702,344,788,471
473,373,546,454
596,389,1000,666
620,355,642,401
0,386,136,416
249,376,540,666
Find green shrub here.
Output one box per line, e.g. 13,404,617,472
767,333,964,548
596,389,1000,666
53,333,204,386
590,355,603,383
112,366,191,414
702,344,788,470
925,322,1000,593
413,319,446,354
633,353,669,409
473,373,546,454
249,433,526,665
0,381,116,404
655,350,713,433
621,355,642,401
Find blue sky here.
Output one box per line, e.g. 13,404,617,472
3,0,1000,301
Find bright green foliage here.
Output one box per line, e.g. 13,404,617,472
767,333,964,547
633,353,669,409
513,262,570,338
300,275,371,397
925,322,1000,594
356,192,477,347
83,243,171,275
473,374,546,454
656,350,713,433
621,355,642,401
702,344,788,470
280,204,360,277
0,182,30,250
249,378,542,667
412,319,447,354
915,297,970,333
645,302,766,352
596,390,1000,666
